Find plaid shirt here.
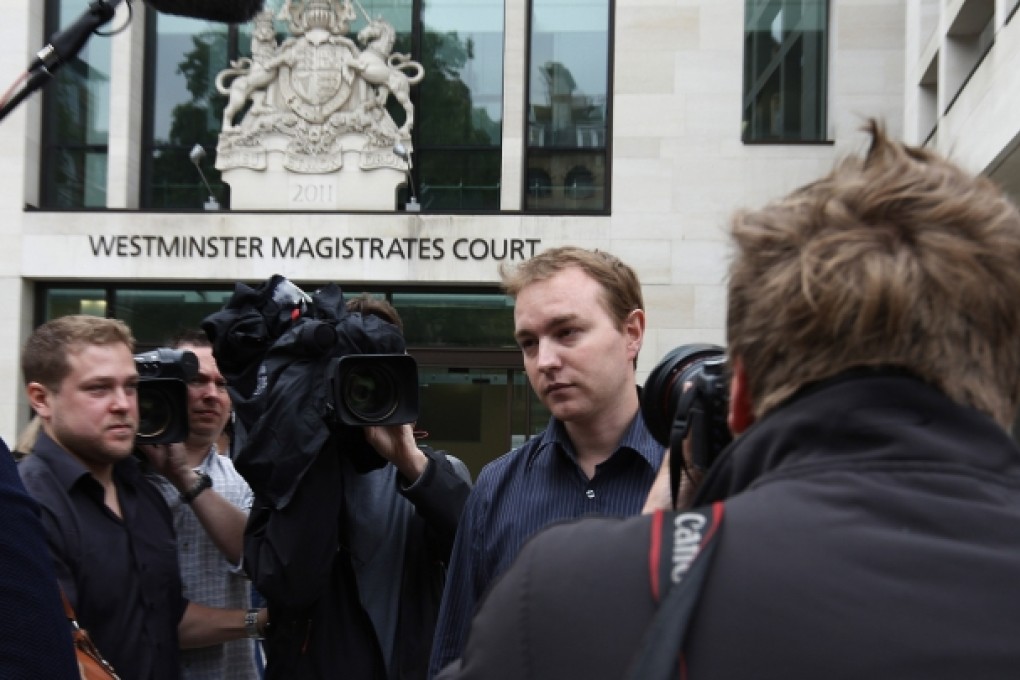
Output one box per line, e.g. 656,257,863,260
149,447,258,680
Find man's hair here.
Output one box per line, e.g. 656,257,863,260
727,120,1020,426
499,246,644,330
22,315,136,391
345,294,404,333
169,328,212,349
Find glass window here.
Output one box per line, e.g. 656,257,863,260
415,0,504,211
525,0,611,212
392,292,515,347
113,288,234,347
40,0,112,208
742,0,828,143
42,288,108,319
143,14,232,209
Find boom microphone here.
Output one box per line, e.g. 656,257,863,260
3,0,264,122
144,0,265,23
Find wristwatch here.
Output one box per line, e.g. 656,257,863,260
245,608,262,639
180,471,212,504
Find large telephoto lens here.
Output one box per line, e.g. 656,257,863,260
641,343,725,447
342,362,401,423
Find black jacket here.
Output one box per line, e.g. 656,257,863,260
246,443,470,680
440,372,1020,679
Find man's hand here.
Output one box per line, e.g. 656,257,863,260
641,442,705,513
364,423,429,483
138,443,199,492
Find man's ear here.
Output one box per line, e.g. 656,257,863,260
26,383,52,420
623,308,645,359
728,357,755,435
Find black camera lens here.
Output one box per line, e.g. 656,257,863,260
342,363,401,422
137,383,176,441
333,354,419,426
641,343,726,447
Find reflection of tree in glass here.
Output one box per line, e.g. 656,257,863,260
150,31,229,209
419,30,494,145
416,30,501,210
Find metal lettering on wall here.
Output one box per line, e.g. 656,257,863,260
87,235,542,262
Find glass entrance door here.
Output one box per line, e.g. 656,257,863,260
413,358,549,480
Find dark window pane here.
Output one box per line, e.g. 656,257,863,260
525,149,606,211
417,149,501,211
40,0,111,208
144,15,230,209
415,0,504,212
419,2,504,146
525,0,610,212
114,289,234,347
43,289,108,319
392,292,515,347
742,0,828,142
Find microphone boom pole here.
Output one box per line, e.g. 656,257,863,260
0,0,124,123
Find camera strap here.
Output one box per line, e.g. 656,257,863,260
625,502,724,680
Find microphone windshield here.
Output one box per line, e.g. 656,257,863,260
144,0,264,23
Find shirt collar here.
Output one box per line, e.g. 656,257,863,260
32,430,95,494
525,406,663,470
33,430,144,495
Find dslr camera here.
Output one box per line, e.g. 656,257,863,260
640,343,731,499
134,348,199,444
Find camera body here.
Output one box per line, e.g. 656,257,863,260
640,343,732,501
134,348,199,444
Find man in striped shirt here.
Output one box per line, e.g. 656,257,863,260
429,246,663,677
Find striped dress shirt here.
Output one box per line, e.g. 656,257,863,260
429,407,663,676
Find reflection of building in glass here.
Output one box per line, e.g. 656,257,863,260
742,0,828,142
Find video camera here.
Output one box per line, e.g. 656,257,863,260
269,278,420,429
640,343,731,502
134,348,199,444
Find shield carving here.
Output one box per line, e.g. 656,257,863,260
280,41,354,123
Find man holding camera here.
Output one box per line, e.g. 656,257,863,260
18,315,266,680
434,123,1020,680
429,246,664,677
142,329,262,680
239,295,472,680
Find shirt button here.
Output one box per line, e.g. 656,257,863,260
585,489,596,500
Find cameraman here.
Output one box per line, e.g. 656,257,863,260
141,329,263,680
436,122,1020,679
18,315,269,680
243,295,472,680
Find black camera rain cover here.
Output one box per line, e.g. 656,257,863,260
202,276,406,509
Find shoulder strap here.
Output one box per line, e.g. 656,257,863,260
625,502,724,680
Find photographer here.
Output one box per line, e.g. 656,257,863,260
436,122,1020,680
18,315,270,680
141,329,263,680
239,294,472,680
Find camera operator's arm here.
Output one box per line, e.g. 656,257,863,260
364,423,428,482
243,447,346,608
365,424,472,559
140,443,248,564
178,601,267,648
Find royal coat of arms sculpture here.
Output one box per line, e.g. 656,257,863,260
214,0,424,210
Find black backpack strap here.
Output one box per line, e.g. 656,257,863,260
625,502,725,680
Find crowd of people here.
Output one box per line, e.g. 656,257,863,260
4,122,1020,679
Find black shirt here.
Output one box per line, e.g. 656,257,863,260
19,432,187,680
